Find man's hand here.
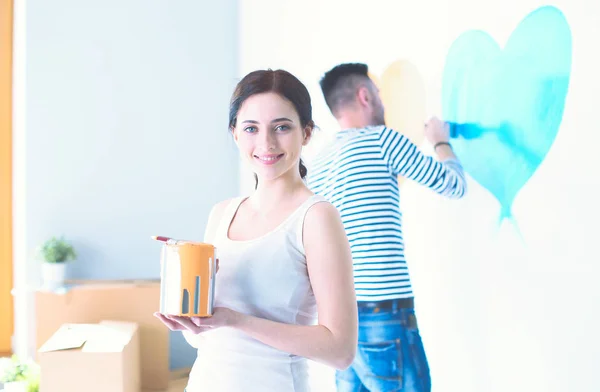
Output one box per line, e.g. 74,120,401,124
424,116,450,145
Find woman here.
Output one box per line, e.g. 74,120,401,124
154,69,358,391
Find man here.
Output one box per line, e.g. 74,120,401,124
306,63,467,392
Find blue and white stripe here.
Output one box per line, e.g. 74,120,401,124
307,126,466,301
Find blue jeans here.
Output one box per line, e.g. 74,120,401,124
336,303,431,392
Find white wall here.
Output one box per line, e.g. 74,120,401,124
239,1,600,391
13,0,240,369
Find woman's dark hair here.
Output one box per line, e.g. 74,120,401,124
228,69,314,188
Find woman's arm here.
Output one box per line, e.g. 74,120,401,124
225,202,357,369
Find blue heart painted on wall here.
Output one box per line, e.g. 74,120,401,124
442,6,572,221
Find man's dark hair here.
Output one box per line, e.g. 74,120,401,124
319,63,371,115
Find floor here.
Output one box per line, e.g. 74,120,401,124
160,363,337,392
164,369,190,392
166,376,188,392
140,368,189,392
1,362,336,391
0,367,191,392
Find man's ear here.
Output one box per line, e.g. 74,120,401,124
357,86,371,108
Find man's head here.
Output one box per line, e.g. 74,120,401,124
319,63,385,128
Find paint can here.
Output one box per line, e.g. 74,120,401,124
156,237,217,317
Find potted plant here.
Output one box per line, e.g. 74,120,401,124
0,355,36,392
37,236,76,289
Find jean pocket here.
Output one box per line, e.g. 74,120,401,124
359,339,403,391
406,329,431,389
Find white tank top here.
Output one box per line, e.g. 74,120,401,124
185,194,328,392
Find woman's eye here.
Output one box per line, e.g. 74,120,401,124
275,125,290,132
244,126,257,133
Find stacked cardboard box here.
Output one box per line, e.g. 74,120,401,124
35,280,169,391
38,320,140,392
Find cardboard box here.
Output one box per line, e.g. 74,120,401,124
38,320,140,392
35,280,169,390
159,240,217,317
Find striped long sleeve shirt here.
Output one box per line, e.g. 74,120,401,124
306,126,467,302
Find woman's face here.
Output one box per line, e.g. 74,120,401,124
233,92,311,184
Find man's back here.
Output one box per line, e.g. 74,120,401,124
314,62,467,392
307,125,466,302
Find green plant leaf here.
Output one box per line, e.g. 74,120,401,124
38,236,77,264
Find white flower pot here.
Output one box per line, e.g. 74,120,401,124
41,261,67,290
3,381,28,392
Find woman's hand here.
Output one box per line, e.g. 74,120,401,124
153,307,241,334
153,258,221,331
